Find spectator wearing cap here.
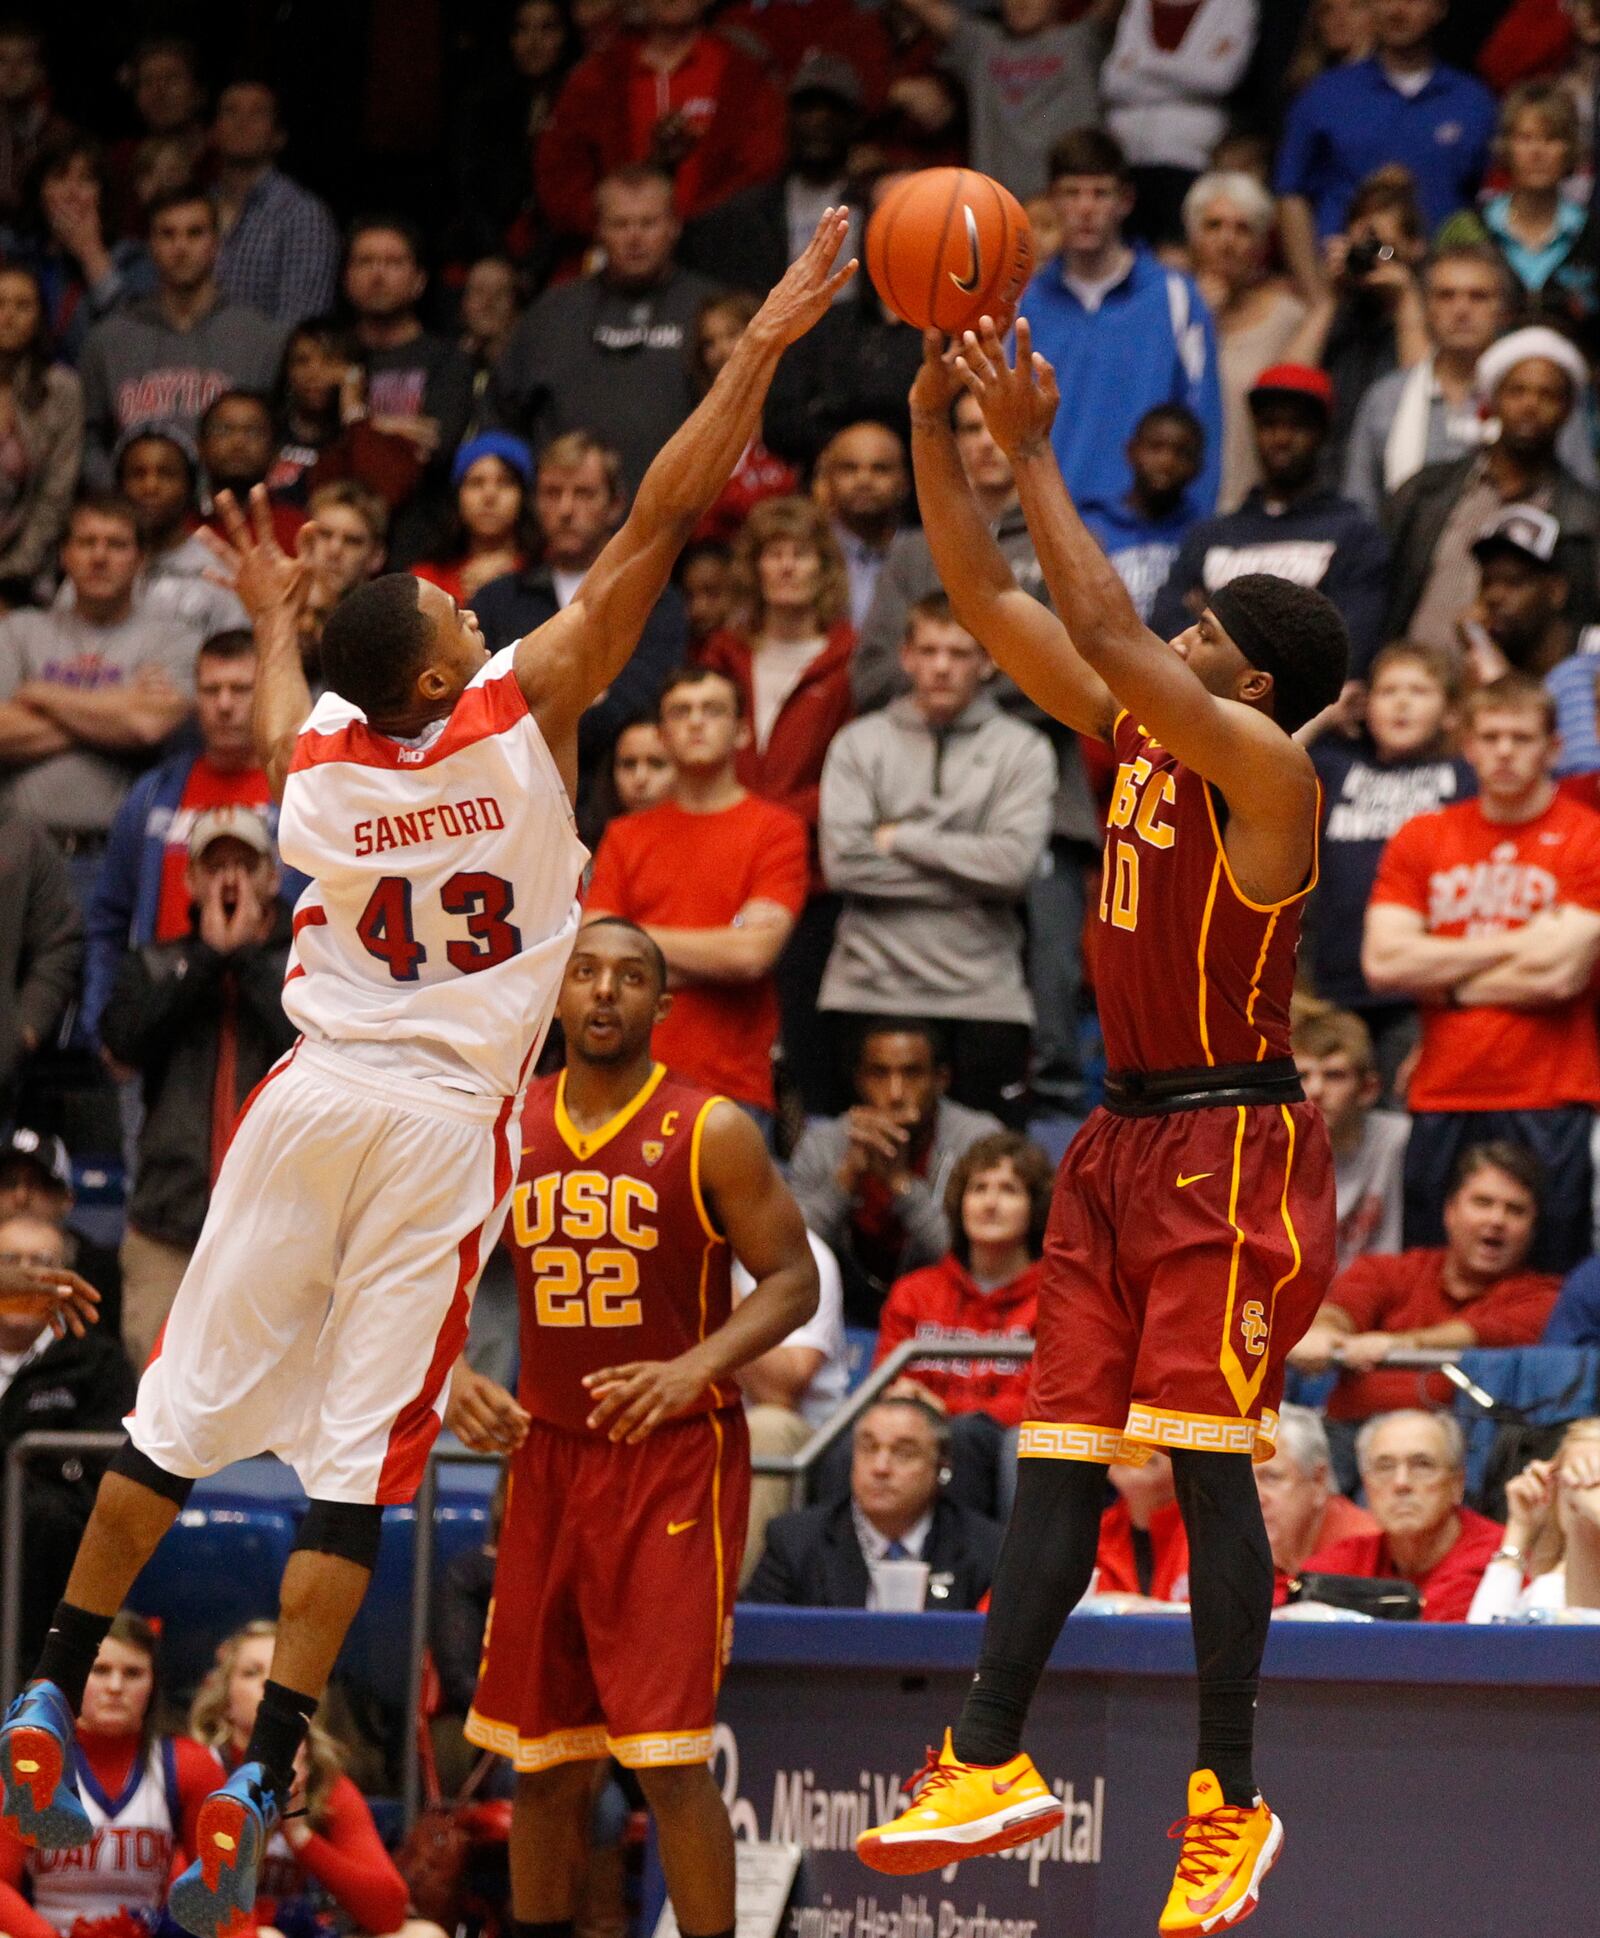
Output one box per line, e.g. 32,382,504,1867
471,431,686,828
1365,675,1600,1273
343,216,475,502
0,806,80,1122
1151,363,1389,673
83,629,284,1049
680,53,864,301
211,80,340,326
889,0,1109,200
490,166,722,496
0,1128,123,1337
1273,0,1495,284
1463,504,1583,683
1342,245,1598,520
101,804,296,1366
1388,326,1600,655
1016,128,1224,519
0,495,199,896
113,426,250,639
411,434,533,607
1301,1410,1504,1622
77,186,288,489
534,0,785,247
1254,1403,1377,1602
0,1206,135,1665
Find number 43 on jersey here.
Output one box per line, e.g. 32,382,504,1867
356,871,523,980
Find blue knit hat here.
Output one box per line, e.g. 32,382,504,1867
451,431,533,487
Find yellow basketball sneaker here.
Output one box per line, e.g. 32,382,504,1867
1158,1770,1283,1935
855,1731,1065,1875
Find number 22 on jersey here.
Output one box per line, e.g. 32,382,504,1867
511,1170,659,1330
1100,754,1176,933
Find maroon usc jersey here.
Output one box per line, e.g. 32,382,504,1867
511,1065,736,1434
1095,711,1316,1076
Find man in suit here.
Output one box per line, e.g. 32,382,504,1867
679,53,863,299
743,1393,1002,1608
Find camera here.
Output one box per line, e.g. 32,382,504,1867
1346,236,1397,281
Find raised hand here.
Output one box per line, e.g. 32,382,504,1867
749,209,857,352
953,315,1060,458
199,486,320,627
909,327,963,420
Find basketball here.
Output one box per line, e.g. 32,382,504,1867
865,168,1035,337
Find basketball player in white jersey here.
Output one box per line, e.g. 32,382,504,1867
0,211,856,1938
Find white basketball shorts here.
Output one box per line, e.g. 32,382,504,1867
127,1038,518,1504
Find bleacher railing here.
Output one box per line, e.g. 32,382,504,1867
0,1340,1467,1825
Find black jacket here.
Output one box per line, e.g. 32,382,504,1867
102,902,297,1249
0,804,82,1112
1384,453,1600,641
680,180,790,297
763,292,923,470
0,1325,136,1662
469,564,687,832
742,1495,1002,1610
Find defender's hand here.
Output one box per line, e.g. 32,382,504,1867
954,315,1060,457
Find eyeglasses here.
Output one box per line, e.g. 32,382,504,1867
0,1250,61,1271
1364,1455,1451,1481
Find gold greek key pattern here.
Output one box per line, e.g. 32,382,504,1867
464,1709,608,1771
1018,1421,1126,1464
1123,1404,1258,1456
608,1730,715,1769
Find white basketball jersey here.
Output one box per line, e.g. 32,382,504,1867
31,1742,178,1929
279,645,588,1096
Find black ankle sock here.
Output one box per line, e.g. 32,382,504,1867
952,1458,1108,1766
33,1603,114,1715
1170,1451,1273,1810
513,1924,575,1938
245,1679,317,1803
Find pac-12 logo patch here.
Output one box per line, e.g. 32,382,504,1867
642,1141,664,1166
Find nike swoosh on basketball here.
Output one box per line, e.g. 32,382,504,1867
1176,1172,1214,1189
668,1519,698,1536
949,206,982,294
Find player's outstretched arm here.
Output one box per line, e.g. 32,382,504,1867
203,487,319,800
513,213,856,757
582,1103,819,1443
910,332,1116,743
955,319,1314,817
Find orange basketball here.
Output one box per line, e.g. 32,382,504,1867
866,167,1035,337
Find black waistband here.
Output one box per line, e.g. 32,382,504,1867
1102,1057,1304,1117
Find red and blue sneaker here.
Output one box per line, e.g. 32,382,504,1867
167,1761,280,1938
0,1680,92,1849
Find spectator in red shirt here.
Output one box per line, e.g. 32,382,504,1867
411,433,533,607
1093,1453,1191,1605
1254,1402,1376,1603
584,664,809,1126
1291,1141,1561,1480
1303,1410,1505,1622
874,1130,1052,1517
1364,671,1600,1269
189,1621,414,1938
535,0,786,244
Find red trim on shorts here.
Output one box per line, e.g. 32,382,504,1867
375,1094,516,1504
289,670,527,774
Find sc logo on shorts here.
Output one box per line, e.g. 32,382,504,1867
1240,1300,1268,1357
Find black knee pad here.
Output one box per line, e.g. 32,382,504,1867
294,1499,384,1570
108,1441,195,1508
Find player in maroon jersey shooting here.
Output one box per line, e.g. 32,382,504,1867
859,326,1350,1935
446,917,817,1938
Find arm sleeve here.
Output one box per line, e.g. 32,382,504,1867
872,1280,917,1367
0,374,83,582
1341,388,1387,520
1324,1256,1391,1330
233,942,298,1052
1468,1280,1561,1349
1368,818,1432,913
14,830,83,1049
99,941,226,1069
1559,819,1600,913
818,730,961,902
786,1125,850,1251
582,825,631,916
1544,1262,1600,1346
889,731,1055,897
852,544,920,713
278,196,341,323
748,812,811,917
1271,89,1319,201
1465,1556,1524,1623
294,1775,410,1936
0,1878,55,1938
896,1180,952,1272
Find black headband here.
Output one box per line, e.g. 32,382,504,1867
1209,581,1316,728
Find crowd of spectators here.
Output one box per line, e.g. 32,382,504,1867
5,3,1600,1927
